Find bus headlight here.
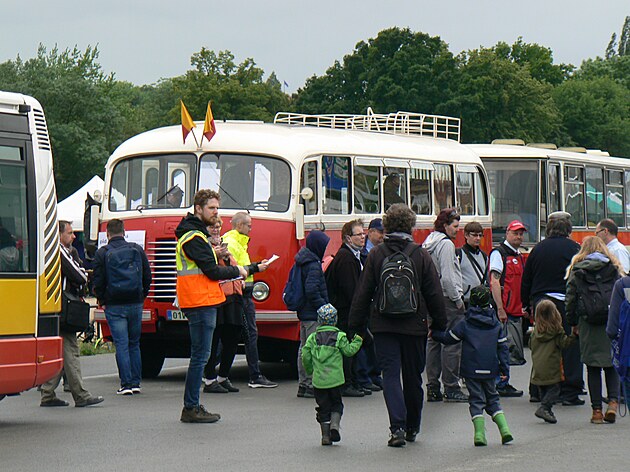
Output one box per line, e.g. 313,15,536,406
252,282,270,301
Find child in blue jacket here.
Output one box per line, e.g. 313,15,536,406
432,285,513,446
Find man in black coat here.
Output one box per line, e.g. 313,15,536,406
349,204,446,447
326,219,367,397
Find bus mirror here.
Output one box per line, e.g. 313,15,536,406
89,206,100,241
296,203,305,240
92,189,103,203
300,187,314,201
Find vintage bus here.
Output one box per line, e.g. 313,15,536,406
470,141,630,250
0,91,63,400
87,109,490,377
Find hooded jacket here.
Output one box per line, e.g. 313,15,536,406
529,326,576,385
349,233,446,337
432,305,509,379
221,229,260,284
294,231,330,321
422,231,463,303
325,243,362,327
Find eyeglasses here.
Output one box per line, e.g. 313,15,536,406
467,232,483,237
595,228,606,235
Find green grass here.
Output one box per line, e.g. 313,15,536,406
80,339,115,356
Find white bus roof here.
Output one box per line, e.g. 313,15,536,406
108,121,482,168
468,143,630,169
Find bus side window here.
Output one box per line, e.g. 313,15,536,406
383,168,407,211
0,149,28,273
606,169,624,227
625,171,630,225
410,167,431,215
564,165,585,227
354,165,380,214
548,163,561,215
586,166,604,227
322,156,350,214
456,170,475,216
434,164,454,213
301,161,318,215
474,167,489,216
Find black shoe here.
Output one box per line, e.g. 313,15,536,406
535,406,557,424
388,428,406,447
203,381,228,393
303,387,315,399
342,386,365,397
180,405,220,423
561,397,585,406
247,376,278,388
219,379,239,393
297,385,306,397
40,398,69,407
426,389,443,402
75,396,104,407
497,384,524,397
529,396,541,403
444,390,469,402
365,382,382,392
405,428,419,442
360,386,373,396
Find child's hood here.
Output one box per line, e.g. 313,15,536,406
532,327,563,343
465,305,498,328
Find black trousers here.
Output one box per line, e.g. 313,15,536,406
530,297,584,401
314,386,344,423
587,365,620,409
539,382,561,410
204,324,241,379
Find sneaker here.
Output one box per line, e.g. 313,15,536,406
444,390,469,402
388,428,406,447
131,386,142,394
248,376,278,388
219,379,239,393
297,385,306,397
40,398,69,407
75,396,104,407
561,397,585,406
342,386,365,397
405,428,419,442
360,386,373,396
117,387,133,396
180,404,220,423
535,406,557,424
366,382,382,392
497,384,524,398
529,395,541,403
591,408,604,424
426,389,443,402
203,381,228,393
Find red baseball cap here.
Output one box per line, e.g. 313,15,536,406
506,220,527,232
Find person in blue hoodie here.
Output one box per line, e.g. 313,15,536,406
432,285,513,446
295,230,332,398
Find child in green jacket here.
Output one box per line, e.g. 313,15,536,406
302,303,362,446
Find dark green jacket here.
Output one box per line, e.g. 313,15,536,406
529,327,576,385
301,326,362,389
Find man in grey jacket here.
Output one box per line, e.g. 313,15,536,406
422,208,468,402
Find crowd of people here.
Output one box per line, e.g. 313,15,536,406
45,189,630,450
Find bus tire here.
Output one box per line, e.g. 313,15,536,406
141,349,165,378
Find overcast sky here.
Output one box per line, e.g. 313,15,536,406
1,1,627,93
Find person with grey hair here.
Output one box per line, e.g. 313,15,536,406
522,211,584,405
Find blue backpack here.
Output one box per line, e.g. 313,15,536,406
612,281,630,415
282,262,305,312
105,243,144,302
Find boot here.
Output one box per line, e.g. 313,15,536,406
492,412,514,444
320,422,332,446
472,416,487,446
330,412,341,442
591,408,604,424
604,400,618,423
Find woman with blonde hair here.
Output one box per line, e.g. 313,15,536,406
565,236,623,424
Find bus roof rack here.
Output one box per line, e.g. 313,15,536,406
558,147,587,153
526,143,558,150
273,107,461,142
586,149,610,156
491,139,525,146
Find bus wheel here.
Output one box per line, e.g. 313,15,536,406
141,348,165,378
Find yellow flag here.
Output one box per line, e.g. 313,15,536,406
203,101,216,143
180,100,195,144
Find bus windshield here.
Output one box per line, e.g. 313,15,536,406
199,153,291,212
484,159,539,244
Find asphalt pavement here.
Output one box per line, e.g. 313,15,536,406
1,350,628,471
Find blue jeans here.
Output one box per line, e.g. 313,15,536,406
183,306,217,408
466,377,501,418
105,303,143,388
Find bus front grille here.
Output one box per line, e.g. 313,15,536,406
146,239,177,302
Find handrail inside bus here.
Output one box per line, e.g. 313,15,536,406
273,108,461,142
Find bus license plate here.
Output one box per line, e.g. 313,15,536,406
167,310,187,321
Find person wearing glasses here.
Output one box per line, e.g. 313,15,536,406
456,222,488,308
326,219,371,398
423,208,468,403
595,218,630,274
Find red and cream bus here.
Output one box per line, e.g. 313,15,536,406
470,141,630,250
0,91,63,400
87,109,490,376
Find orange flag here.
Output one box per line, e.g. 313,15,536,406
180,100,195,144
203,101,216,143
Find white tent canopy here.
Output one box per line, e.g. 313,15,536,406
57,175,104,232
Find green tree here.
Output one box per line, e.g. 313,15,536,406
294,27,458,115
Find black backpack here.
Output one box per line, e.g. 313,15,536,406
104,243,144,302
377,243,419,317
573,266,617,325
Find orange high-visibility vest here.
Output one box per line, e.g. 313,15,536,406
176,230,226,309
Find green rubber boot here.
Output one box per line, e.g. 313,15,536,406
492,412,514,444
472,416,487,446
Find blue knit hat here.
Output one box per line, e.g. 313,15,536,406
317,303,338,326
